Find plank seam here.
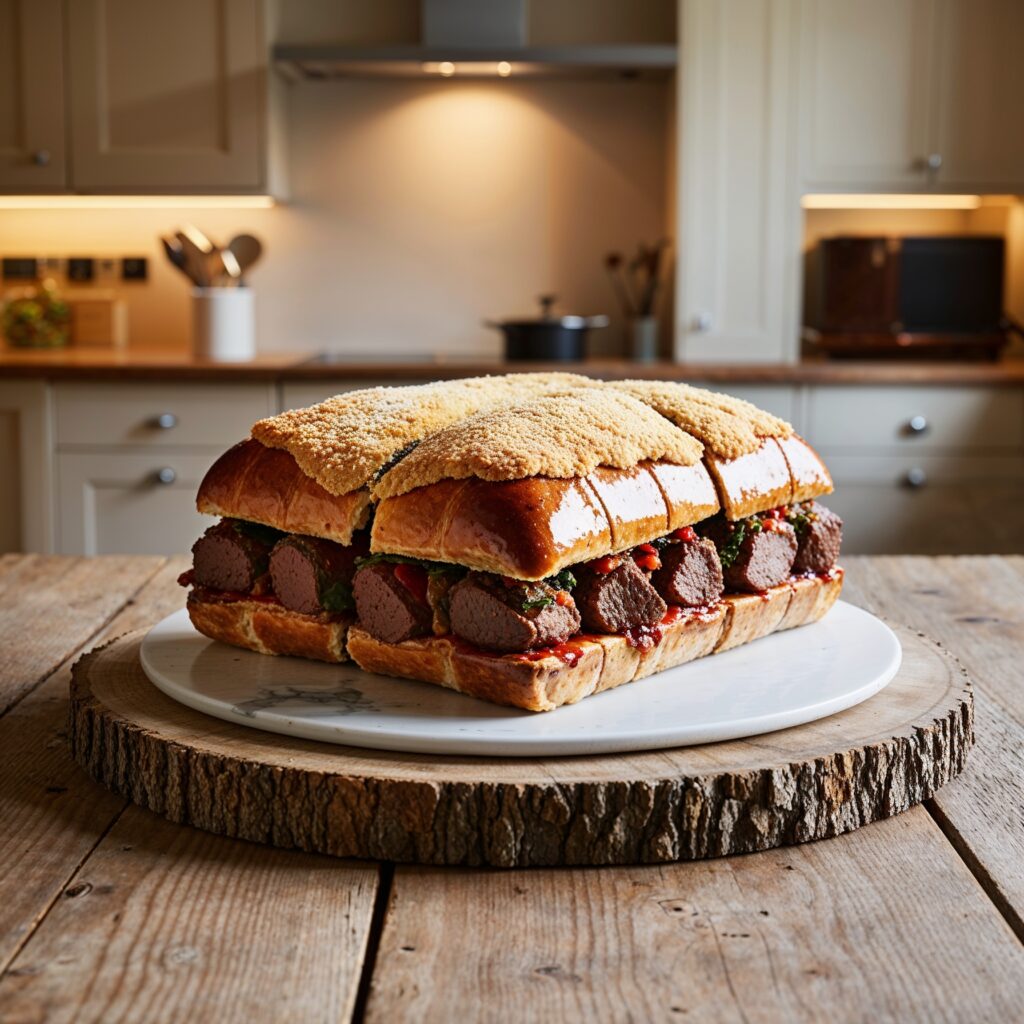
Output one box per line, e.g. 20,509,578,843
0,803,128,977
0,558,167,720
350,862,395,1024
924,798,1024,947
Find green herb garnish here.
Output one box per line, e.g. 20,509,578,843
718,522,747,569
522,595,554,612
355,551,462,578
231,520,284,547
320,580,355,613
544,569,577,591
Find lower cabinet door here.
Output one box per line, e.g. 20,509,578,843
57,452,220,555
823,454,1024,555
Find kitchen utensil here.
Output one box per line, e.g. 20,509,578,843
160,236,190,279
486,295,608,361
175,229,211,287
218,247,242,285
227,234,263,280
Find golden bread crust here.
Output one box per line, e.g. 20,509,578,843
344,573,843,712
196,439,371,544
775,434,834,503
187,592,352,662
370,461,720,580
609,380,793,459
252,373,593,497
372,390,704,499
704,437,794,520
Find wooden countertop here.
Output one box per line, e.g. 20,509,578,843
3,346,1024,384
1,554,1022,1019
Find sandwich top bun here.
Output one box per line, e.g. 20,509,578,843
197,438,372,545
250,372,592,497
371,390,704,500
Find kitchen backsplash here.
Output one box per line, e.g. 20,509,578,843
0,78,671,356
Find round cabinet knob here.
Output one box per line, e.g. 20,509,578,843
926,153,943,171
152,412,178,430
903,467,927,489
32,149,51,167
154,467,177,485
691,312,713,333
904,414,929,436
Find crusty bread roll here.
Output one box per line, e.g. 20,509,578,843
198,439,372,546
345,570,844,712
370,461,721,580
186,590,352,663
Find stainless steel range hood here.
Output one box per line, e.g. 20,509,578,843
274,0,675,82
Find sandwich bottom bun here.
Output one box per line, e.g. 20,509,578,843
186,591,352,663
346,569,844,713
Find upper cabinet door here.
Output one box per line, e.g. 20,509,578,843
799,0,937,190
933,0,1024,191
66,0,265,192
0,0,67,190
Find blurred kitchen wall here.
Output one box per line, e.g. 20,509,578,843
0,0,675,356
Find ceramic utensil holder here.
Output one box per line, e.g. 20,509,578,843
192,288,254,361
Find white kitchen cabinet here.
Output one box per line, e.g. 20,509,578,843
675,0,801,363
805,385,1024,452
0,381,53,553
932,0,1024,191
57,452,220,555
66,0,273,192
799,0,936,190
0,0,67,190
798,0,1024,192
55,382,275,448
53,381,274,555
823,453,1024,555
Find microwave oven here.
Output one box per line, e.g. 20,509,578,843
806,235,1010,359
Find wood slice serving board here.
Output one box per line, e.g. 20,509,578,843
68,625,973,868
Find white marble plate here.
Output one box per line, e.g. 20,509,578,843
139,602,901,757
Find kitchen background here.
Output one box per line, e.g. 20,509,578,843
2,0,1023,557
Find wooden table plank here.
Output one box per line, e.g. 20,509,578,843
0,809,380,1024
366,809,1024,1023
0,560,180,973
0,555,164,715
842,556,1024,939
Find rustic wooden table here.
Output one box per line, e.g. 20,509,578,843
0,555,1022,1022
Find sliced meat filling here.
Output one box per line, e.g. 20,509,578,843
352,562,434,644
789,501,843,574
651,534,724,607
448,573,580,653
269,533,367,615
702,513,797,593
191,519,281,593
575,556,667,635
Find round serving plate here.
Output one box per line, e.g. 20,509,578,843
139,602,900,758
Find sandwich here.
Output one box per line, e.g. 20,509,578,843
178,374,843,712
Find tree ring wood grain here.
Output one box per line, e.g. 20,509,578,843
69,625,974,867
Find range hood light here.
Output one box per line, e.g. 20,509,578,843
439,61,455,76
497,61,512,77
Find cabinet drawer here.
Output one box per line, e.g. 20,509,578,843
57,452,219,555
281,380,393,413
824,454,1024,555
55,383,275,448
807,386,1024,451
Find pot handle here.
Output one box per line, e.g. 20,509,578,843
585,315,610,329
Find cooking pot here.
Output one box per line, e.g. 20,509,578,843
486,295,609,361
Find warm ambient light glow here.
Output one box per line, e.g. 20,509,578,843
0,195,276,210
802,193,981,210
421,61,514,78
